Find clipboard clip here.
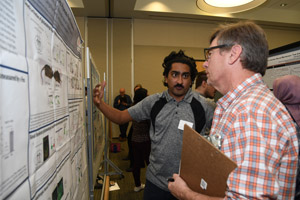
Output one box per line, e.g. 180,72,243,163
204,133,222,149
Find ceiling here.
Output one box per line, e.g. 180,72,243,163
70,0,300,30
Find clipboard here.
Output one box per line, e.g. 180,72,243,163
180,125,237,197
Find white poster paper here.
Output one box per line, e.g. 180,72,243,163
0,0,29,198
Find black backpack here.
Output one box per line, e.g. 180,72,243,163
150,97,206,134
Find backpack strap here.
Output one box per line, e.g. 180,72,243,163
190,97,206,134
150,97,167,131
150,96,206,134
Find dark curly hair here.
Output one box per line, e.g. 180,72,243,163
133,88,148,105
162,50,198,87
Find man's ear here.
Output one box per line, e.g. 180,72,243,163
229,44,242,65
202,80,207,87
164,76,167,84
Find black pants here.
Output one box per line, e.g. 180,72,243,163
132,141,150,187
127,126,134,167
143,179,177,200
119,123,128,138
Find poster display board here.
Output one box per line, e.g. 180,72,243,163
195,60,205,72
0,0,88,199
263,41,300,90
86,47,106,198
90,58,105,161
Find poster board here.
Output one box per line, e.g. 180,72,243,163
86,47,105,195
0,0,88,199
263,41,300,90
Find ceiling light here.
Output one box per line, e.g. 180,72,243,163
197,0,267,14
204,0,254,8
280,3,287,7
67,0,84,8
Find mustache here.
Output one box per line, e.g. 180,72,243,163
175,84,184,88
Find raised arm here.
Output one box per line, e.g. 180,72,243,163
93,81,133,124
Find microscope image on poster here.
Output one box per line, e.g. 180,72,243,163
52,177,64,200
43,135,50,162
41,64,62,87
30,127,56,174
40,64,64,109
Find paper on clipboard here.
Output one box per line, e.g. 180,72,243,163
180,125,237,197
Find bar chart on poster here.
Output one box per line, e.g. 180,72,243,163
0,0,89,199
263,41,300,90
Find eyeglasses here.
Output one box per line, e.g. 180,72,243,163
204,44,232,61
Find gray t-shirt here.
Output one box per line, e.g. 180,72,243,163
128,88,214,191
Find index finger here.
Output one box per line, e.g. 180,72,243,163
94,83,101,89
93,85,100,95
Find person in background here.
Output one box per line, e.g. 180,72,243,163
195,71,217,100
195,71,217,134
168,21,298,199
93,49,214,200
134,83,142,91
125,83,144,172
113,88,132,141
273,74,300,199
130,87,151,192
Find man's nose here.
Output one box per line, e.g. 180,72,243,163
177,75,183,83
203,61,208,69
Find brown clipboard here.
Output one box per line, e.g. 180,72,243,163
180,125,237,197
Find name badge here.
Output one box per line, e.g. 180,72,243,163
178,120,193,130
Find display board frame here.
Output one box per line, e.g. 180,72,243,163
86,47,106,199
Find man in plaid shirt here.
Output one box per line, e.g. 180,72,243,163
168,21,298,199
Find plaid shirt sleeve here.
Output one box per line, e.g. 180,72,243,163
222,109,298,199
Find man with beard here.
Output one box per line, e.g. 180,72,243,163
93,50,214,200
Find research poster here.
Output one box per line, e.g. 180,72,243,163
0,0,29,198
86,48,106,190
0,0,88,199
264,43,300,90
90,60,104,160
